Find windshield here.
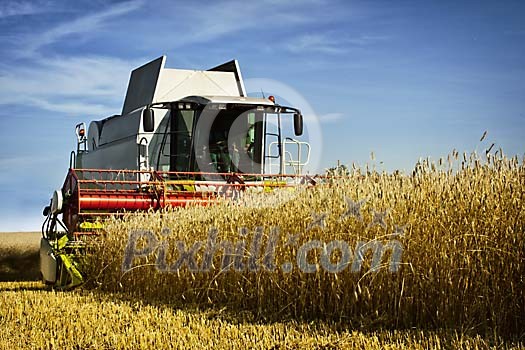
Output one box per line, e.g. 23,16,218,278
194,106,264,175
149,105,266,177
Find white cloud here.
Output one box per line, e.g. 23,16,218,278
152,0,317,48
0,55,143,115
286,33,390,54
287,34,347,54
0,0,324,117
0,1,49,18
25,97,117,116
0,0,348,116
0,1,147,114
319,112,344,124
20,0,143,56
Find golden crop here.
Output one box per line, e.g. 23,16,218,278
82,151,524,339
1,151,523,349
0,281,521,349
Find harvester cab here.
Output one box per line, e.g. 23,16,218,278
41,56,313,289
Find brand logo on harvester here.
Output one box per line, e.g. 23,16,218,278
122,196,405,274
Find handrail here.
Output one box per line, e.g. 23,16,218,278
138,137,149,169
137,137,150,183
283,137,311,175
268,139,311,175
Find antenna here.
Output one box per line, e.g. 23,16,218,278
260,89,266,98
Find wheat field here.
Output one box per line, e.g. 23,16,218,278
0,281,522,349
82,152,524,339
1,151,523,349
0,232,40,281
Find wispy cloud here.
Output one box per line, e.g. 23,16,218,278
319,113,344,124
286,33,390,54
0,1,146,114
0,0,49,18
24,97,119,116
0,0,320,115
20,0,143,56
287,34,347,54
0,55,142,115
161,0,314,47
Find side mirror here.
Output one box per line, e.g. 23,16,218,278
294,112,303,136
143,108,155,132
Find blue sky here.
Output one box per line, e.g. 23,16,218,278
0,0,524,231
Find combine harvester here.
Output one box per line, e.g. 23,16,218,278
40,56,314,289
